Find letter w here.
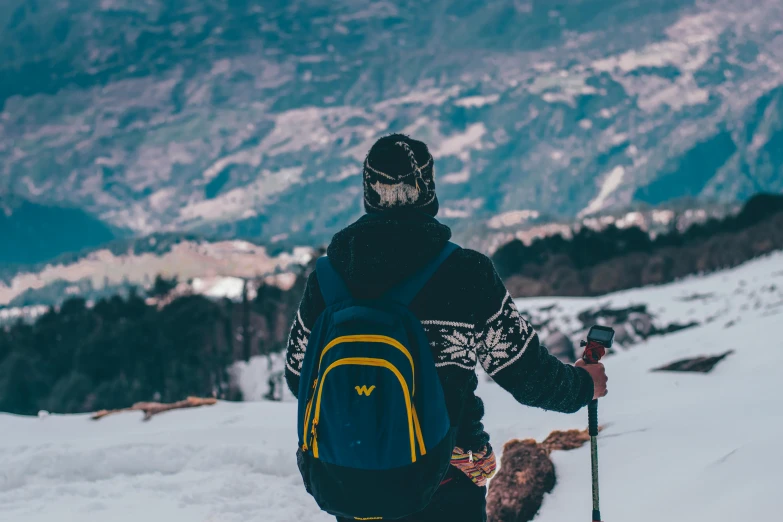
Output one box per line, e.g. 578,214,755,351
355,385,376,396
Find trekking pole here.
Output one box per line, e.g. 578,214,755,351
580,325,614,522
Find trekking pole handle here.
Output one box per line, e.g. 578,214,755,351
580,339,605,438
581,339,606,365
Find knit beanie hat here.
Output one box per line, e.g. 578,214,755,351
363,134,439,216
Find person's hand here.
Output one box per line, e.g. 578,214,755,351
575,358,608,400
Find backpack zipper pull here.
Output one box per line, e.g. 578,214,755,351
301,380,318,453
311,419,319,458
302,417,315,452
468,450,474,463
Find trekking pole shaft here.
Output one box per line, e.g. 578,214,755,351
589,399,601,522
582,331,611,522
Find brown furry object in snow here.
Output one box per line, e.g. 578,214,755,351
487,428,599,522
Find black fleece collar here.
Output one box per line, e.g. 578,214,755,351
326,210,452,299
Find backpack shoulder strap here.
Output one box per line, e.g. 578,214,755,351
315,256,352,305
383,242,460,306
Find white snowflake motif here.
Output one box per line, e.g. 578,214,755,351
292,348,306,365
285,314,311,376
442,330,476,363
518,315,531,335
476,293,537,376
295,333,308,354
481,326,512,363
422,321,477,370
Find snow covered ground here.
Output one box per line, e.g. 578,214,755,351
2,253,782,522
522,250,783,344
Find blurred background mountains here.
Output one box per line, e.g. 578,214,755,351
3,0,783,261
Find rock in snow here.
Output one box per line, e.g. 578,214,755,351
652,351,734,373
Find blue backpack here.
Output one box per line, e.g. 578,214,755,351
296,243,459,520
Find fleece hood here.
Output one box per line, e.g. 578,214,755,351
325,210,452,299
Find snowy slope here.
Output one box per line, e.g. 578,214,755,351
523,250,783,354
525,251,783,332
2,254,782,522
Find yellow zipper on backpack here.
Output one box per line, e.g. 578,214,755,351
301,378,317,451
304,335,417,450
303,336,428,460
412,405,426,457
318,335,415,395
310,357,416,463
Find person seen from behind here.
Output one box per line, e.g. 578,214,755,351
285,134,609,522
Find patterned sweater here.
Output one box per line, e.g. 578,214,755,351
285,211,594,452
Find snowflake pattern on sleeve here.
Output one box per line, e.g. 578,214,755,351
421,320,477,370
475,292,537,376
285,310,310,376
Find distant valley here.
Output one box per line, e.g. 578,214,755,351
1,0,782,264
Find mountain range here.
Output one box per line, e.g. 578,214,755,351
2,0,783,264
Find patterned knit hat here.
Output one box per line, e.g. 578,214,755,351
363,134,439,216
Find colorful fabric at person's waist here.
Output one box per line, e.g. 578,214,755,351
450,445,496,487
